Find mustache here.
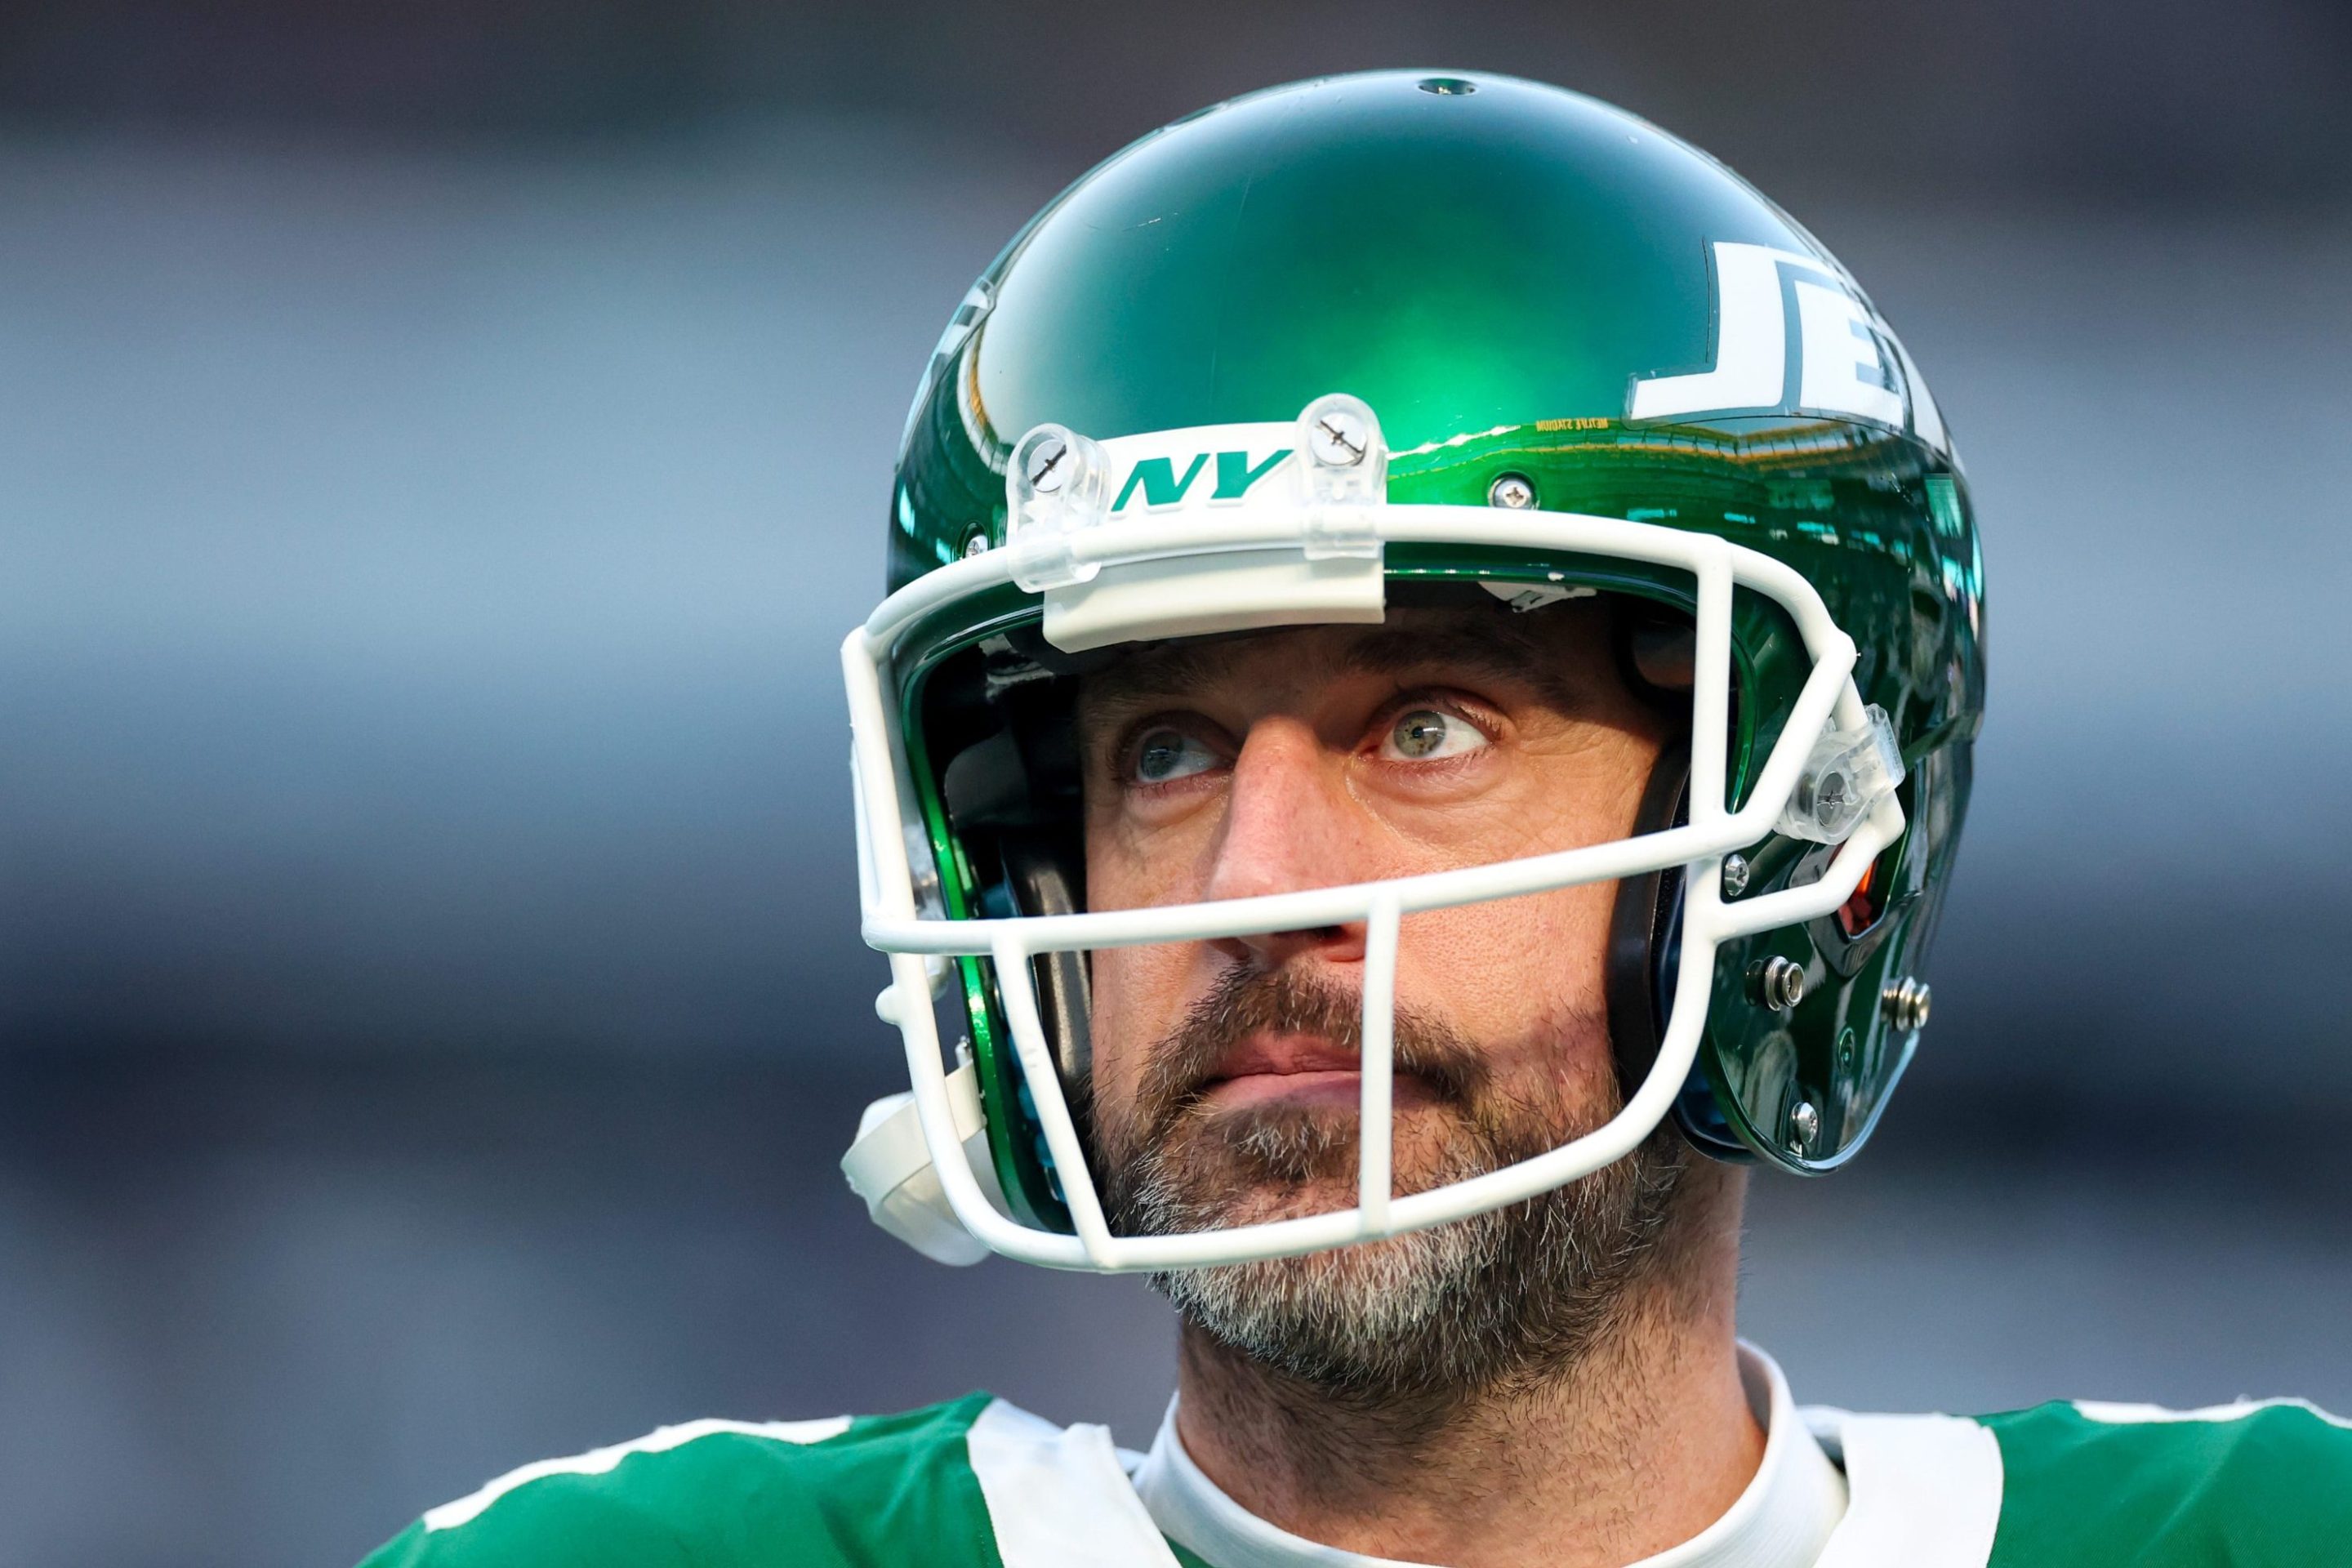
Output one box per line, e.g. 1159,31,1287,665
1127,966,1490,1147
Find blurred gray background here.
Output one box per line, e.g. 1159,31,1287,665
2,4,2349,1565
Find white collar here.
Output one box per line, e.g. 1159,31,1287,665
1130,1343,1847,1568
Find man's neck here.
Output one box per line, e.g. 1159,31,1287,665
1169,1166,1761,1568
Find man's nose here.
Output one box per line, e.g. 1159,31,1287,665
1199,715,1367,967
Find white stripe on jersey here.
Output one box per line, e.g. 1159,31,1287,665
422,1415,853,1532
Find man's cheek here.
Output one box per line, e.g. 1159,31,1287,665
1405,902,1583,1028
1086,947,1181,1112
1085,957,1141,1124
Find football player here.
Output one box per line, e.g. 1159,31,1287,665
364,71,2350,1568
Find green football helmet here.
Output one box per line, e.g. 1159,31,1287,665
840,70,1984,1272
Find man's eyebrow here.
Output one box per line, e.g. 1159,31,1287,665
1079,615,1593,728
1087,642,1214,700
1077,639,1242,724
1336,622,1552,683
1341,617,1620,715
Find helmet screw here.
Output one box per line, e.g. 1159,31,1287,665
1751,955,1805,1011
1881,976,1932,1032
1487,473,1537,510
962,533,990,559
1307,408,1370,467
1788,1100,1821,1153
1721,853,1751,898
1024,434,1071,493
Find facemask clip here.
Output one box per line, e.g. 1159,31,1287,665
1776,703,1904,844
1294,393,1386,559
1004,424,1111,592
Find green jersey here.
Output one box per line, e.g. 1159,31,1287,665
362,1388,2352,1567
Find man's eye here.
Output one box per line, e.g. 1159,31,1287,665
1131,728,1220,784
1383,707,1488,762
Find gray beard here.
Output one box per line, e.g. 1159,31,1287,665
1094,971,1693,1408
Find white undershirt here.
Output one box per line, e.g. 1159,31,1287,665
1130,1343,1847,1568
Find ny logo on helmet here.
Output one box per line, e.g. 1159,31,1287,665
1630,241,1949,454
1111,446,1294,512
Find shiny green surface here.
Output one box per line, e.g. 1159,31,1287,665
883,71,1986,1205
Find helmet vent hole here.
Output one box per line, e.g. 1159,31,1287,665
1416,77,1478,96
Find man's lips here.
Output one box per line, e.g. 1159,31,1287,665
1197,1032,1429,1110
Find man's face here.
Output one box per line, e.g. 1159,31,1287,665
1076,600,1690,1392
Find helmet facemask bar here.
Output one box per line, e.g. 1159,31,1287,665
844,502,1901,1275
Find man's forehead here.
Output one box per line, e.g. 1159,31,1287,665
1078,602,1610,708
